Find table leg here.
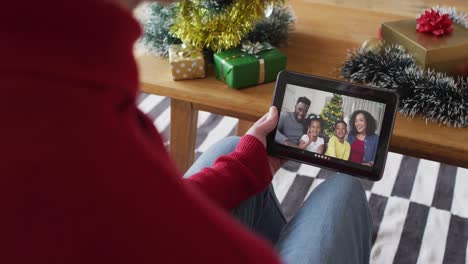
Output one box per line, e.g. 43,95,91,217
236,120,254,136
170,99,198,173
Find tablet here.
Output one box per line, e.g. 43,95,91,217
266,71,399,181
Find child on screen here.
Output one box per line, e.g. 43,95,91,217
299,115,325,154
325,120,351,160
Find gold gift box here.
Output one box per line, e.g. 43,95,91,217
168,44,206,81
381,19,468,75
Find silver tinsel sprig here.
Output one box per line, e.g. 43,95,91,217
241,41,264,54
245,5,296,47
342,45,468,127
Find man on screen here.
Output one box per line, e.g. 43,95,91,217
275,96,311,148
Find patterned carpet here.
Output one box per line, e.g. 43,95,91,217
138,93,468,264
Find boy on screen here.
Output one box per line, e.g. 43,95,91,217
325,120,351,160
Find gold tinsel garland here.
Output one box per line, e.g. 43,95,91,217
170,0,284,52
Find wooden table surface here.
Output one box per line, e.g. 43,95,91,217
137,0,468,170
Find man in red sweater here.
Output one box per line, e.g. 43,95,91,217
1,0,371,263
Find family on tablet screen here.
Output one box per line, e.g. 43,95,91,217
275,96,379,166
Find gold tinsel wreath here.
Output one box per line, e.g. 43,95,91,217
170,0,284,52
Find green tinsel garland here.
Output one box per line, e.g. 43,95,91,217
342,45,468,128
142,2,294,57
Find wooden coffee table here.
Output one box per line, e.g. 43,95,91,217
137,1,468,172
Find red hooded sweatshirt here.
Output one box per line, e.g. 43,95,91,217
0,1,282,263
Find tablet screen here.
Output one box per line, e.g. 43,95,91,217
275,84,386,170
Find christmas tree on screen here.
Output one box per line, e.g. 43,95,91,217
320,94,344,138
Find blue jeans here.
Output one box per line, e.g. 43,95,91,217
185,137,372,264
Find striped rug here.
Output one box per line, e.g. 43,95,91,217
138,93,468,264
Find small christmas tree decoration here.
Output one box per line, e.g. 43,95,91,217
169,44,206,80
320,94,344,138
213,41,287,89
141,1,295,58
170,0,285,52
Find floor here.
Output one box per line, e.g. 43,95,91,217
138,93,468,264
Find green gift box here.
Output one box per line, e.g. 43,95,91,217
214,42,287,89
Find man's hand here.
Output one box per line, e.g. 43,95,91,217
246,106,284,175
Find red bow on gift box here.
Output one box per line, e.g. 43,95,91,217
416,8,454,36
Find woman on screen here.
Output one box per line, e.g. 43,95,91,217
348,110,379,166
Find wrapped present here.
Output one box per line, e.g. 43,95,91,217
214,41,287,89
168,44,206,81
381,19,468,75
